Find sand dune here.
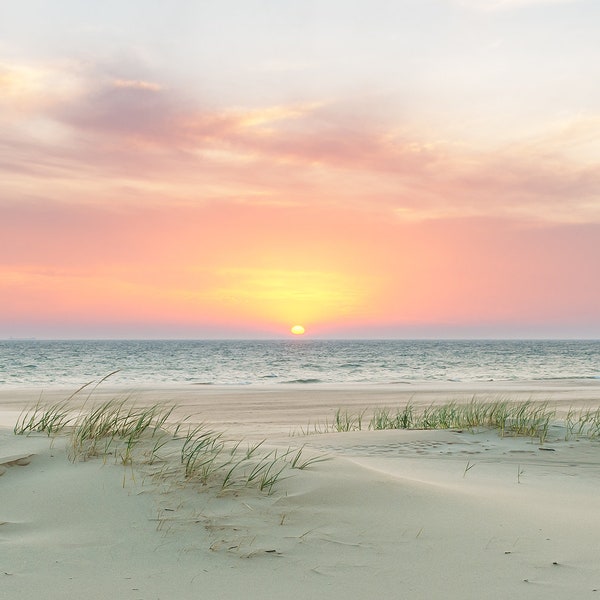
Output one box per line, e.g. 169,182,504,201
1,385,600,599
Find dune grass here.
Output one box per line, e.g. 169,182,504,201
299,398,600,444
14,379,599,497
12,376,115,436
69,400,177,463
565,406,600,439
367,400,557,441
180,426,327,493
13,399,74,436
13,390,325,496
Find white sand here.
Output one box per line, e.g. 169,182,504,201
1,383,600,599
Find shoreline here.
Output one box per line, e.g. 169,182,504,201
2,380,600,433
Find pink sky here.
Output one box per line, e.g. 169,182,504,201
1,1,599,338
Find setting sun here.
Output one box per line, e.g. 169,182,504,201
290,325,305,335
0,1,598,342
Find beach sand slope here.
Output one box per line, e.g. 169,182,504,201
2,422,600,600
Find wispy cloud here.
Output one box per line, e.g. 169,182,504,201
0,60,82,118
112,78,163,91
1,58,598,226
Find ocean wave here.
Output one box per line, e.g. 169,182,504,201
2,340,600,388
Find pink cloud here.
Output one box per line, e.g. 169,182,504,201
1,58,598,230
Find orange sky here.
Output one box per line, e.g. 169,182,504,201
3,199,599,338
1,1,599,338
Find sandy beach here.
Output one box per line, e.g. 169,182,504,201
2,383,600,599
4,0,599,596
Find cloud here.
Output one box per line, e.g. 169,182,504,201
112,79,163,91
1,58,598,226
0,60,82,119
57,78,178,138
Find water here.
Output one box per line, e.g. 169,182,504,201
0,339,599,388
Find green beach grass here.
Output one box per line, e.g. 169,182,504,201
12,381,600,499
300,399,600,444
14,395,325,496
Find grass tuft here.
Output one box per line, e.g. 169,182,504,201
14,398,74,436
297,398,581,444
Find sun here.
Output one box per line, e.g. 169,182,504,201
290,325,305,335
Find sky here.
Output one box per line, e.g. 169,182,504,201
1,0,599,339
